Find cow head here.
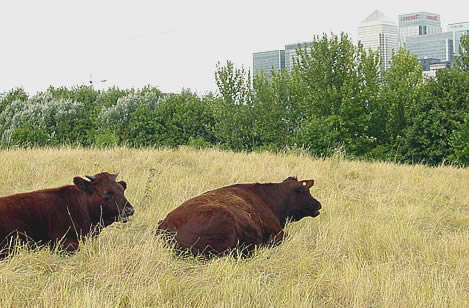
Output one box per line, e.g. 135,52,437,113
73,172,135,227
283,177,322,221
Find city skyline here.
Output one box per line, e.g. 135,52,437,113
254,9,466,79
1,1,468,95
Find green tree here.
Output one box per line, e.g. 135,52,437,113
456,33,469,71
380,48,423,159
339,43,383,156
251,70,291,149
293,33,379,156
212,61,254,150
252,65,310,151
97,88,162,144
0,88,28,115
10,121,49,147
450,114,469,165
128,103,164,147
0,92,91,147
129,90,215,147
95,87,133,108
45,86,100,145
400,68,469,165
295,33,357,118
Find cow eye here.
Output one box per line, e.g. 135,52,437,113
104,192,114,199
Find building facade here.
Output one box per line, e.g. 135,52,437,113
285,42,313,72
358,10,399,70
448,22,469,57
398,12,442,47
252,50,285,80
406,32,454,63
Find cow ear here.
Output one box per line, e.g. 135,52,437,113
118,181,127,190
73,177,93,194
296,180,314,191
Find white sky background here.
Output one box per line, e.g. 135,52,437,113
0,0,467,95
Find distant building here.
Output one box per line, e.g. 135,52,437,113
285,42,313,72
418,57,451,77
406,32,454,63
448,22,469,57
252,50,285,80
398,12,442,47
418,57,444,71
253,41,315,80
358,10,399,70
430,61,451,70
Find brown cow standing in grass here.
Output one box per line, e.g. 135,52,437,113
157,177,322,257
0,172,134,258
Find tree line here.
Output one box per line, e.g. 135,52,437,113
1,33,469,166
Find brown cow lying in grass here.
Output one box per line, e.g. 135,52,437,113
0,172,134,258
157,177,322,257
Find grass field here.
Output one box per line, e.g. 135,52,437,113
0,147,468,307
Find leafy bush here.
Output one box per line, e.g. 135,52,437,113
0,88,28,115
97,89,162,143
9,122,49,147
449,115,469,165
0,91,90,146
128,90,215,147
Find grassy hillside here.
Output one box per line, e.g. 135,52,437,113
0,147,468,307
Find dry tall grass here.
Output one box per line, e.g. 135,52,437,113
0,147,468,307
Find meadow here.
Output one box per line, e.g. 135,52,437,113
0,147,468,307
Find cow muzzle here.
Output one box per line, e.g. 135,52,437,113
312,201,322,217
121,206,135,222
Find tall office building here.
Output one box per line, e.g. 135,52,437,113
398,12,442,47
405,32,454,63
358,10,398,70
252,50,285,80
285,42,313,72
448,22,469,57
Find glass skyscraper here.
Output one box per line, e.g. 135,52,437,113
358,10,398,70
252,50,285,80
398,12,442,47
253,42,313,80
448,22,469,57
405,32,454,63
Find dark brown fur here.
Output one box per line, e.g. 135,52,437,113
157,177,321,257
0,172,134,257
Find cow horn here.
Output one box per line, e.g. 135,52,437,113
85,175,96,181
114,172,119,178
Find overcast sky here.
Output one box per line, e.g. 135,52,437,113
0,0,467,95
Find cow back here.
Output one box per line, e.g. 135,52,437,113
157,184,284,256
0,186,89,249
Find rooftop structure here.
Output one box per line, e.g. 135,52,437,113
398,12,442,47
358,10,399,70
